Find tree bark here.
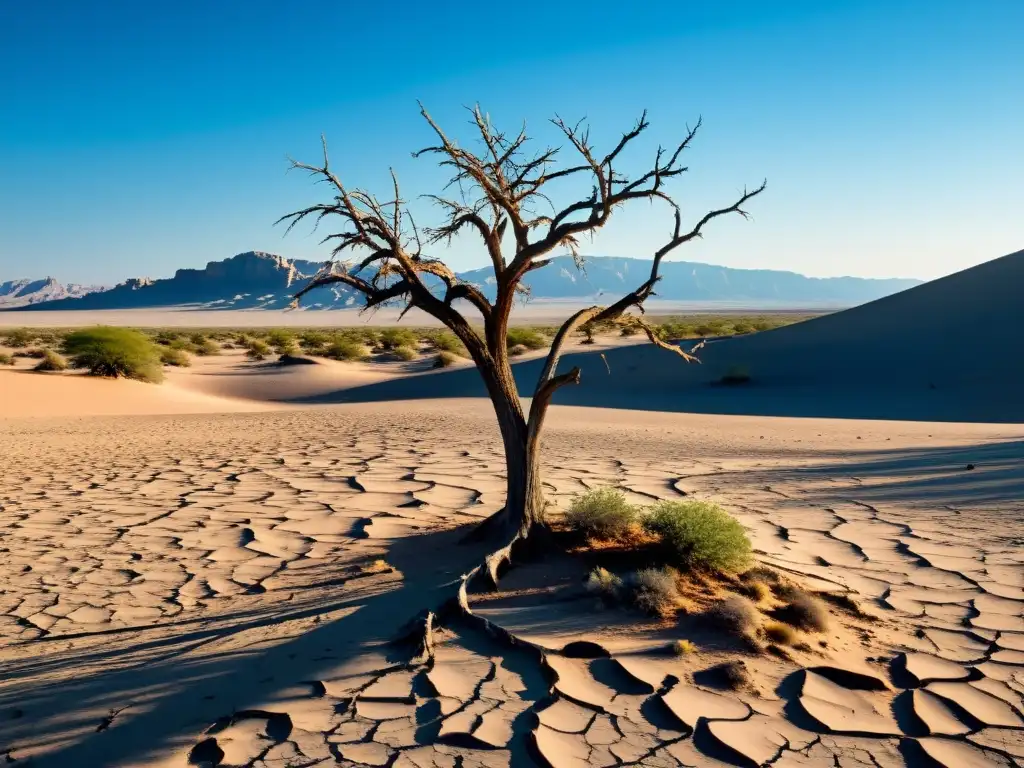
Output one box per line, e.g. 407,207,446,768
471,355,546,543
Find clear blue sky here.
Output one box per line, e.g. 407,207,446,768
1,0,1021,285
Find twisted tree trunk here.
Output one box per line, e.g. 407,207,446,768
471,350,546,546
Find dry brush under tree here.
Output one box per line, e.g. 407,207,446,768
280,104,765,586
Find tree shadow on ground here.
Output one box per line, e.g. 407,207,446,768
783,439,1024,507
0,526,505,767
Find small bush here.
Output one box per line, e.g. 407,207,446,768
154,330,181,346
775,591,829,632
378,328,418,351
737,579,772,603
16,347,48,359
266,329,297,355
628,567,680,617
708,660,751,690
431,331,467,356
564,488,638,540
707,596,761,638
642,501,752,573
585,567,624,603
33,349,68,372
160,347,192,367
246,339,272,361
433,351,459,369
508,343,529,357
393,345,417,361
619,325,640,337
323,340,369,362
671,639,698,656
0,353,13,366
506,327,547,350
63,327,163,383
299,331,330,353
764,621,797,645
194,339,221,356
3,329,33,348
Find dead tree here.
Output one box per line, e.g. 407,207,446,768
279,105,764,581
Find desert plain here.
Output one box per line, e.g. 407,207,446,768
1,252,1022,768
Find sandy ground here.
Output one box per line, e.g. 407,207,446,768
1,387,1022,766
1,253,1022,767
0,301,826,330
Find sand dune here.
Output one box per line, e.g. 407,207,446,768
0,369,274,418
1,402,1021,767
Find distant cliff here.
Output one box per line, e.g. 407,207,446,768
0,277,108,308
8,251,921,311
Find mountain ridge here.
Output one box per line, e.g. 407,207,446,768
3,251,922,311
0,277,108,308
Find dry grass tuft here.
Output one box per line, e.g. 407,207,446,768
585,567,624,603
736,579,772,603
707,595,762,643
159,347,191,367
433,350,460,368
670,639,698,656
33,349,68,372
775,590,829,632
707,660,750,690
764,621,797,645
627,567,680,618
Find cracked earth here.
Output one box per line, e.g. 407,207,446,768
1,402,1021,767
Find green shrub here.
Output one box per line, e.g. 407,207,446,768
323,339,369,362
564,488,638,540
167,337,198,353
393,345,417,361
194,339,221,356
3,329,33,348
245,339,272,361
433,350,459,368
0,353,13,366
642,501,752,573
266,329,296,354
63,327,163,383
627,567,680,617
378,328,418,351
508,343,529,357
154,330,182,346
33,349,68,372
299,331,330,352
431,331,467,356
160,347,192,367
506,327,547,350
